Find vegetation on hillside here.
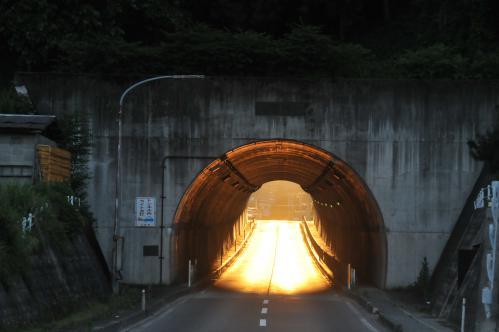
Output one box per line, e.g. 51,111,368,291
0,86,94,287
0,0,498,81
468,125,499,172
414,256,431,301
0,88,34,114
43,114,92,200
0,182,90,286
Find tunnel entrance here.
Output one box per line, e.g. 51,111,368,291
171,140,387,288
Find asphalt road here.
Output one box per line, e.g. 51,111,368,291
123,221,387,332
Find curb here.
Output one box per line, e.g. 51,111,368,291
93,224,255,331
344,290,403,332
93,285,197,332
300,219,402,331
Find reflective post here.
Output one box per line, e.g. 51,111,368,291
461,298,466,332
347,263,351,290
141,289,146,312
188,259,192,287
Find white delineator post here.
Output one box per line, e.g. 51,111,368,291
461,298,466,332
142,289,146,312
347,263,351,290
475,181,499,323
188,259,193,287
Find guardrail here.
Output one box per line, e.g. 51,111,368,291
474,184,493,209
300,217,350,288
475,181,499,320
211,221,256,279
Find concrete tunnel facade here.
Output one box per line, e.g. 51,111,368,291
16,74,498,288
172,140,387,288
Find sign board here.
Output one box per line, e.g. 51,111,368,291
135,197,156,227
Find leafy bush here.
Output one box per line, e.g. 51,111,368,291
330,43,376,77
414,256,431,300
394,44,468,79
44,114,92,199
0,182,89,285
468,126,499,172
0,88,34,114
55,24,376,78
0,184,40,283
1,0,498,80
470,52,499,79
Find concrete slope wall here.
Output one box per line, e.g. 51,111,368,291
16,73,499,287
0,227,110,329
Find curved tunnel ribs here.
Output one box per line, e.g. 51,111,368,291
302,160,336,194
218,153,260,193
172,140,387,287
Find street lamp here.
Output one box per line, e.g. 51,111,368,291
113,75,205,292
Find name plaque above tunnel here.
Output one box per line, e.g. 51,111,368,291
135,197,156,227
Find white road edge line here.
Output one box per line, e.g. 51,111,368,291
259,318,267,327
399,307,440,331
120,294,191,331
261,307,268,314
346,301,379,332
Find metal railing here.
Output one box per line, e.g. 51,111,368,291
300,217,350,288
474,180,499,320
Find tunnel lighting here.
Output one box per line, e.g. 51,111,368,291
215,220,330,294
336,202,341,206
209,165,221,172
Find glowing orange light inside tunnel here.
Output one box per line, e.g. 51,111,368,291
215,220,331,295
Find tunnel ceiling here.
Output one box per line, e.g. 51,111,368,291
174,139,387,287
175,140,380,229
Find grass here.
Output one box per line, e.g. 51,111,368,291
11,287,142,332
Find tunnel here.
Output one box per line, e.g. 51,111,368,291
171,139,387,288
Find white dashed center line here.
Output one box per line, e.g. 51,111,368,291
259,299,270,327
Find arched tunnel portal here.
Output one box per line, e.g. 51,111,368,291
171,140,387,288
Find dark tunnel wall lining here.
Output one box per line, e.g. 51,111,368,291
173,139,387,287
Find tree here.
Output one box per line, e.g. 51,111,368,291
414,256,430,301
468,126,499,172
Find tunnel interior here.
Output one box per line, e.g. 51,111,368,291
171,140,387,288
247,181,314,220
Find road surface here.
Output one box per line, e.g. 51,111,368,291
123,220,386,332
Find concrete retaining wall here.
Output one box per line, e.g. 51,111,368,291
16,73,499,287
0,227,110,329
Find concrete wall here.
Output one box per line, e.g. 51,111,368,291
0,229,110,329
16,73,499,287
0,133,54,184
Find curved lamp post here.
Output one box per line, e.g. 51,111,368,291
113,75,205,292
